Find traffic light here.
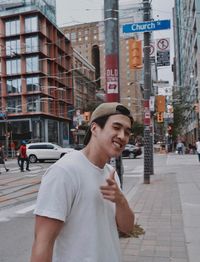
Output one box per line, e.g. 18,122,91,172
156,96,165,112
128,39,143,69
157,112,164,123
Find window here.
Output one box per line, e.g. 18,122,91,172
27,95,41,112
46,144,54,149
65,33,70,40
26,77,40,92
25,16,38,33
7,78,22,94
28,144,47,149
25,36,39,53
6,39,20,56
6,59,21,75
26,56,39,72
71,32,76,42
5,19,20,36
7,97,22,113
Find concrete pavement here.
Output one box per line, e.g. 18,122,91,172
121,153,200,262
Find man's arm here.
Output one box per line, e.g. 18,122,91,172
31,215,64,262
100,171,134,234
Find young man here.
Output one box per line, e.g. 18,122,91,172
31,102,135,262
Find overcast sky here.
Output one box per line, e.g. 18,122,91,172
56,0,174,84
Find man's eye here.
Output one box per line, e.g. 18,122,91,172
125,131,131,136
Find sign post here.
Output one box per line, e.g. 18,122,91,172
104,0,123,186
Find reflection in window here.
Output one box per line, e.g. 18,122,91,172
6,39,20,56
26,77,40,92
25,36,39,53
25,16,38,33
27,96,41,112
5,19,20,36
58,103,65,117
6,59,21,75
7,78,22,94
26,56,39,72
48,119,58,143
7,97,22,113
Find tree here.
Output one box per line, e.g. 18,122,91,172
172,103,187,140
129,121,144,144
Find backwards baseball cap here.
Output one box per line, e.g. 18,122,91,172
83,102,133,145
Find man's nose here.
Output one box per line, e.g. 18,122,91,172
117,129,126,140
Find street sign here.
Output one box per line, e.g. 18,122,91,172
156,38,170,66
123,19,171,33
157,50,170,66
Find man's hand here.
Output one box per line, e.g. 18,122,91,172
100,170,135,234
100,170,125,206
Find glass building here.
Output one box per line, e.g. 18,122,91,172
0,0,56,24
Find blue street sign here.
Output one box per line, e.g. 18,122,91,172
123,20,171,33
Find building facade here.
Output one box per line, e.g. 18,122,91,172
0,8,74,151
173,0,200,144
0,0,56,24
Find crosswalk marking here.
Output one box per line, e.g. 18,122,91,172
0,201,36,223
16,204,36,214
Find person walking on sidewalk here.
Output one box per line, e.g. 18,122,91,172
0,145,9,174
19,141,30,172
196,138,200,162
31,102,135,262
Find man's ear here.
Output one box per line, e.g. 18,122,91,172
90,122,98,138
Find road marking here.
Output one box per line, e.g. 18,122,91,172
16,204,36,214
124,174,142,177
0,201,36,223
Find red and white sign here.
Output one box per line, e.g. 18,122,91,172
105,54,119,102
156,38,170,51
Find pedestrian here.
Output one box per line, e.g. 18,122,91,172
31,102,135,262
176,141,184,154
0,145,9,174
196,138,200,162
19,141,30,172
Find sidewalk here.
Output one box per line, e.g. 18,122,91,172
121,153,200,262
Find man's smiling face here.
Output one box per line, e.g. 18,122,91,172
93,114,132,158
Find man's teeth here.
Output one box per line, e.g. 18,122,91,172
113,142,121,149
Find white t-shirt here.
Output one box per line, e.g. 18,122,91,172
34,150,122,262
196,141,200,153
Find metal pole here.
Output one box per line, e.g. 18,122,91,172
104,0,123,185
143,0,152,184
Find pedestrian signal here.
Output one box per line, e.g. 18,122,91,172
157,112,164,123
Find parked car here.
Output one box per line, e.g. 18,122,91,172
26,142,74,163
122,144,142,159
